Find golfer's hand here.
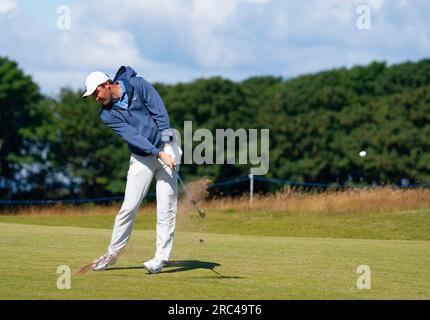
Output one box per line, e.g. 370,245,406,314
158,151,176,169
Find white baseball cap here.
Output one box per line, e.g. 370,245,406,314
82,71,111,98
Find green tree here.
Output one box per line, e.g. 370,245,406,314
46,88,129,198
0,57,43,198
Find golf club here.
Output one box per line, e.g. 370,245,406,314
173,169,206,218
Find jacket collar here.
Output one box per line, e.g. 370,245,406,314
112,66,137,107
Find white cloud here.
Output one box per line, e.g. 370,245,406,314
398,0,409,6
54,28,144,69
30,70,88,97
361,0,385,10
246,0,271,4
190,0,244,67
0,0,16,14
2,0,430,95
0,4,146,93
192,0,237,25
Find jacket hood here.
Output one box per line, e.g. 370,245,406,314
112,66,137,99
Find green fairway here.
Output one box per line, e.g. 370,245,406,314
1,208,430,240
1,222,429,299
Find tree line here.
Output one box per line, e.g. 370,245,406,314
1,56,429,200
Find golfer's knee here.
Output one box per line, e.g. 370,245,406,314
117,204,139,219
157,209,176,224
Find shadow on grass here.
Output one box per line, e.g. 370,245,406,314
106,260,243,279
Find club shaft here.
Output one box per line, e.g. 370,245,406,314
175,170,189,196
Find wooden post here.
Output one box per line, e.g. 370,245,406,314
249,174,254,209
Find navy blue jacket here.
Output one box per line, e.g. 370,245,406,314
100,66,173,157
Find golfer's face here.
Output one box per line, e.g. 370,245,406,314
93,85,111,106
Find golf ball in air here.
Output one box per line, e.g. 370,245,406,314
359,151,367,157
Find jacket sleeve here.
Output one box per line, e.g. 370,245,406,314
140,78,174,143
100,111,161,157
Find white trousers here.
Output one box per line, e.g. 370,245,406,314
107,143,181,262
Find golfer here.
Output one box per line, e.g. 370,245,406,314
82,66,182,273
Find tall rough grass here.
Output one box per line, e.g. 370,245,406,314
202,188,430,214
2,187,430,216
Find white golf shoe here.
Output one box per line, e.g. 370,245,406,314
92,251,118,271
143,259,167,274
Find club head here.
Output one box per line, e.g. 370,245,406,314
198,208,206,218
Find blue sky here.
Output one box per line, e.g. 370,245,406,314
1,0,429,96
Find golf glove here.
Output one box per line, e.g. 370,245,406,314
164,143,183,171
